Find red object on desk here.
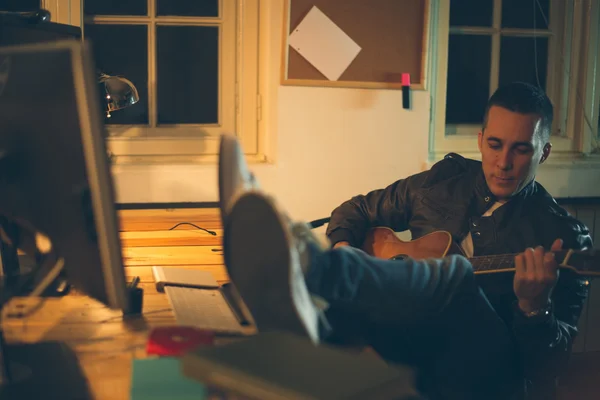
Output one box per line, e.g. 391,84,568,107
146,326,215,357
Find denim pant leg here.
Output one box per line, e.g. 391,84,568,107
305,247,521,399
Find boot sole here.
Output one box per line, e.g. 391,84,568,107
224,191,320,343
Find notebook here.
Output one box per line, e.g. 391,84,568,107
152,266,219,292
130,357,207,400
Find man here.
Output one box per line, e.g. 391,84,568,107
217,82,592,399
321,81,592,396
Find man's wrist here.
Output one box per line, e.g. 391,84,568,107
517,299,553,318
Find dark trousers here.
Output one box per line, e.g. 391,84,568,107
305,246,523,400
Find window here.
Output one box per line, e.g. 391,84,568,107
45,0,262,164
430,0,600,161
587,0,600,149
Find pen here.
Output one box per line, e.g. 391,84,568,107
129,276,140,289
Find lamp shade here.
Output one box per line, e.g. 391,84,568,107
98,73,139,118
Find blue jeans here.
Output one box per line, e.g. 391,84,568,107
305,247,522,400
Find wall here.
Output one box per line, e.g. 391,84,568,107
110,1,431,222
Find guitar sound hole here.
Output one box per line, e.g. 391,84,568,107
390,254,408,261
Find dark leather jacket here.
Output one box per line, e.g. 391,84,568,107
326,153,593,398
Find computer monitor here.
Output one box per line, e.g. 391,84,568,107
0,10,81,280
0,39,130,313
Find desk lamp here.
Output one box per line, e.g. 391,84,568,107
98,72,140,118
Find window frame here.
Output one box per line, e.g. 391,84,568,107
429,0,600,162
582,0,600,150
44,0,265,165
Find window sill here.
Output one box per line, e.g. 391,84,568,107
108,153,269,166
106,131,267,164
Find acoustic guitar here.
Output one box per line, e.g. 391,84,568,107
361,227,600,277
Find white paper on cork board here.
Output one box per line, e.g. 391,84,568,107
288,6,362,81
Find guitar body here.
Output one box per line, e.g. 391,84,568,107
361,227,464,261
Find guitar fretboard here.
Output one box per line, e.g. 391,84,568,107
469,254,519,272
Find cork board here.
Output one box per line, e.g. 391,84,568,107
281,0,430,90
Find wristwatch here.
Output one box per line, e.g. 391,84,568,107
516,300,553,319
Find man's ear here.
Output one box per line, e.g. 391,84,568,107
478,130,483,153
540,142,552,164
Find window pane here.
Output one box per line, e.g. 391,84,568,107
84,24,148,124
157,0,219,17
450,0,493,27
446,34,491,125
502,0,549,30
84,0,147,16
0,0,40,12
156,26,218,124
499,36,548,90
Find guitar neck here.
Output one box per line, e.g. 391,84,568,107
468,250,573,275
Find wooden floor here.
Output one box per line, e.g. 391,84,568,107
2,208,227,399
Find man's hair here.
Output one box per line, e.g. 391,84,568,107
482,81,554,143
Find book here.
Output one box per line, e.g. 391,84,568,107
181,332,422,400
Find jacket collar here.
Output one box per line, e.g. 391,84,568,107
473,168,537,213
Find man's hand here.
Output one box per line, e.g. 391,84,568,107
333,241,351,249
513,238,562,313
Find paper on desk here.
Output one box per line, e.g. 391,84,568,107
288,6,361,81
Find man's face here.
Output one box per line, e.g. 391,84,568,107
478,106,551,201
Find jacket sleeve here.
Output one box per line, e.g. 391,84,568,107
511,223,593,397
325,170,430,247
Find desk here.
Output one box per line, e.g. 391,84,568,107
1,282,180,400
0,207,231,399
